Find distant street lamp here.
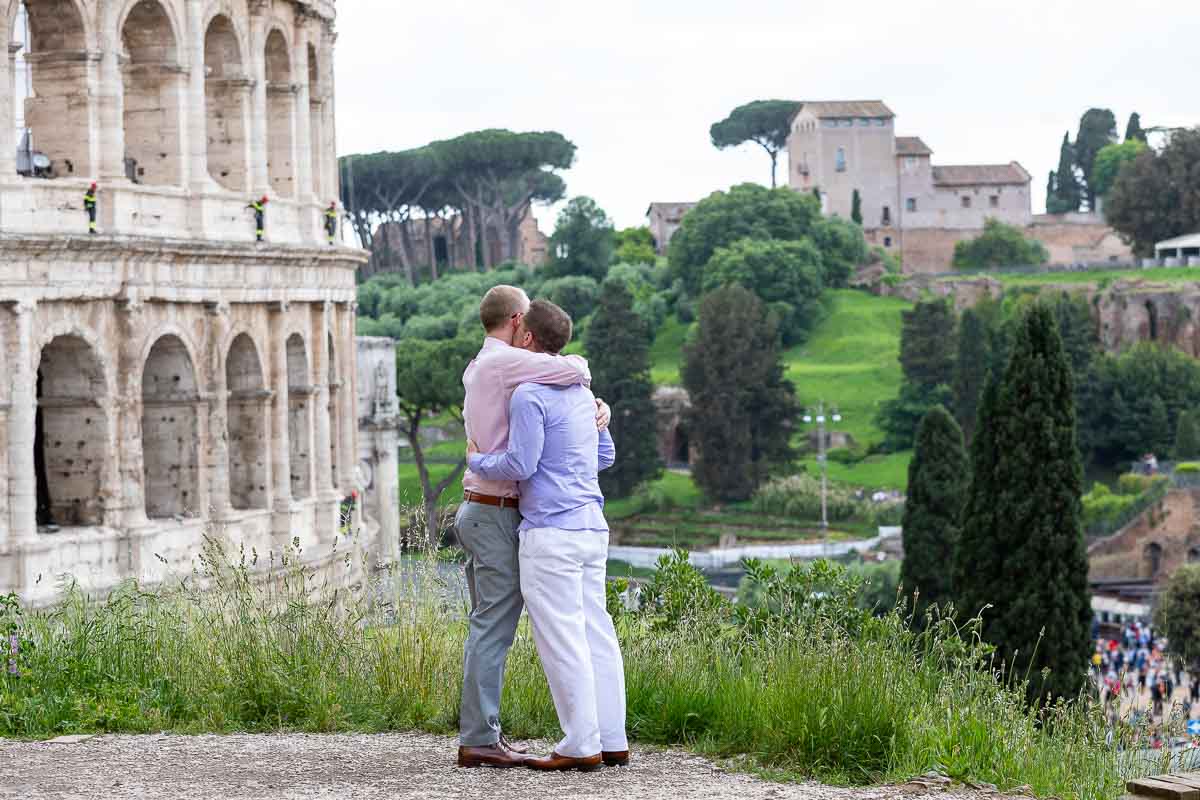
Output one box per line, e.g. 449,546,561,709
802,400,842,558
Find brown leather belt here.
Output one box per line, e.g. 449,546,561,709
462,491,520,509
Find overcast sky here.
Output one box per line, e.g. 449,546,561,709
333,0,1198,233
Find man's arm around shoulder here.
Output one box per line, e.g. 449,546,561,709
468,384,547,482
493,346,591,389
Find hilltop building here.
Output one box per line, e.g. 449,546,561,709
0,0,394,607
646,202,697,256
786,100,1131,272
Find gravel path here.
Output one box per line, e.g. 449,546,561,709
0,731,993,800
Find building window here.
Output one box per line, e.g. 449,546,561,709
882,206,891,226
906,197,917,212
961,196,972,209
835,147,846,172
823,119,837,128
839,119,853,128
876,119,887,127
903,156,917,171
858,118,871,126
989,195,1000,208
884,236,893,247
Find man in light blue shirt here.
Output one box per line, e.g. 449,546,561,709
468,300,629,772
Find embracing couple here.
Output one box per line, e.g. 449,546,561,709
454,285,628,772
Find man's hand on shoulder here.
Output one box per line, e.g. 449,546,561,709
595,398,611,432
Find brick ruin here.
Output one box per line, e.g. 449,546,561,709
0,0,398,607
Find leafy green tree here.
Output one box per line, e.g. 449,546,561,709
1155,566,1200,673
394,336,480,543
1078,343,1200,466
683,286,799,501
955,304,1092,703
546,196,615,281
614,226,657,265
1047,133,1081,214
952,218,1049,269
901,405,969,625
1106,128,1200,256
709,99,802,188
1176,411,1200,461
585,283,662,499
1091,139,1148,198
810,215,868,287
851,189,863,224
668,183,821,296
1075,109,1119,211
701,237,827,346
1125,112,1146,143
952,308,991,443
538,275,600,321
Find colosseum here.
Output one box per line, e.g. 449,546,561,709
0,0,390,607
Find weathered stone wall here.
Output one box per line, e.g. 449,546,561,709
1088,489,1200,583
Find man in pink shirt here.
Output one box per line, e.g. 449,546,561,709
456,285,609,769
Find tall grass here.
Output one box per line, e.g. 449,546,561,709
0,534,1165,800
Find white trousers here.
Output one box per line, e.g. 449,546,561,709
519,527,628,758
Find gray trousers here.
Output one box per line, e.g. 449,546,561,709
455,500,524,746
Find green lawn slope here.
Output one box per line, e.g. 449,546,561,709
651,289,912,489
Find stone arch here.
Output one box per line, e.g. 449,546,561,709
264,27,295,199
17,0,93,178
141,334,201,519
1144,541,1164,578
34,335,108,528
286,332,312,499
1189,545,1200,565
204,13,249,191
119,0,184,186
1145,300,1159,342
226,332,268,510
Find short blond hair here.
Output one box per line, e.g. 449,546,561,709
479,285,528,332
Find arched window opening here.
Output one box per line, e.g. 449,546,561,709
1146,301,1159,342
204,14,249,192
327,332,340,488
17,0,91,178
226,334,268,510
1144,542,1164,578
307,41,323,199
671,425,690,467
835,147,847,173
142,335,200,519
264,30,295,199
287,333,312,499
120,0,183,186
35,335,107,529
1188,546,1200,564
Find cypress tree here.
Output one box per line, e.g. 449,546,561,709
901,405,969,625
1047,132,1081,214
585,281,663,499
1176,411,1200,461
899,298,957,390
954,304,1092,704
1143,395,1171,458
952,308,991,443
683,286,799,501
1125,112,1146,143
851,189,863,224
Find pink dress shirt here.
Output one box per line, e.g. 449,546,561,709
461,337,591,499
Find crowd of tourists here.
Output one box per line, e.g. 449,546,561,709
1093,621,1199,721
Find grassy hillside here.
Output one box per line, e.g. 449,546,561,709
651,289,912,489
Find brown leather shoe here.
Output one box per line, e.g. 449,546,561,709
500,735,528,755
457,743,528,768
602,750,630,767
525,751,602,772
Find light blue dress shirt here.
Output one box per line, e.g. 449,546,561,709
468,382,615,532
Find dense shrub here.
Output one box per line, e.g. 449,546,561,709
951,218,1049,269
752,473,863,522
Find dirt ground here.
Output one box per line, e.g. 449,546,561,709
0,731,996,800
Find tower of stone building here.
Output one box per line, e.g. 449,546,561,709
0,0,393,606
